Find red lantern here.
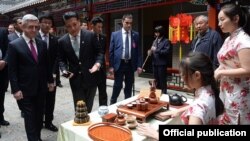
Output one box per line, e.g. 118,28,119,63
169,13,193,44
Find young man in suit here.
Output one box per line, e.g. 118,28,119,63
58,11,104,113
8,17,23,42
91,16,108,106
8,14,54,141
109,14,143,104
0,27,9,138
37,13,58,132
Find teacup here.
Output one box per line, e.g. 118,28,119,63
98,106,109,117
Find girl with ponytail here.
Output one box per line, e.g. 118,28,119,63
159,52,224,125
137,52,224,140
216,3,250,124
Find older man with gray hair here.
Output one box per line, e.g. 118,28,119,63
8,14,54,141
191,15,223,70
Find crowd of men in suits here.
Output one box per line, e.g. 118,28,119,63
0,11,143,141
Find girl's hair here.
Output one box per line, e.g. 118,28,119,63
180,52,224,117
220,3,250,35
154,25,165,37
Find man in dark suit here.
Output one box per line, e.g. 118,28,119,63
109,14,143,104
8,16,24,118
37,13,58,132
0,27,9,138
8,17,23,42
58,11,104,113
91,16,108,106
8,14,54,141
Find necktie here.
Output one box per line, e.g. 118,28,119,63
43,34,48,48
125,31,129,60
29,40,38,62
72,36,80,58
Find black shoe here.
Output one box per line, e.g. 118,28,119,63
57,83,63,87
21,112,24,118
0,120,10,126
45,123,58,132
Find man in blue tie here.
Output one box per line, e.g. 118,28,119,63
109,14,143,104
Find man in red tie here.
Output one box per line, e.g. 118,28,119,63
8,14,54,141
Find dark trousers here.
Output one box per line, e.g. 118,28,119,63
0,67,8,121
44,87,56,124
55,67,61,86
110,61,134,104
20,91,45,141
98,69,108,106
153,65,167,94
69,75,97,113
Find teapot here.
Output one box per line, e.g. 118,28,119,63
115,110,126,125
169,93,187,106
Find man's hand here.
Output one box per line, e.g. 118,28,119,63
0,60,6,71
89,63,101,73
48,83,55,92
14,91,23,100
109,67,114,75
62,70,74,79
137,67,143,75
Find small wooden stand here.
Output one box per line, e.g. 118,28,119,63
117,100,168,122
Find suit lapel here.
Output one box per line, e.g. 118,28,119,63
14,32,19,39
131,31,135,58
79,30,85,59
37,33,42,39
66,34,79,60
118,30,123,55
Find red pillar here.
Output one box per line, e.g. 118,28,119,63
208,0,220,30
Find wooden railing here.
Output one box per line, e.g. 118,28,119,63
106,65,192,93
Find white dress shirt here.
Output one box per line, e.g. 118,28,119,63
122,28,131,59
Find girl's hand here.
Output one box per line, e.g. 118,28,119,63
137,123,159,140
159,110,181,118
214,69,222,80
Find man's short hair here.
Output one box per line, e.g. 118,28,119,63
22,14,38,26
195,15,208,23
12,17,22,24
38,13,54,26
91,16,103,25
62,11,79,23
122,14,133,20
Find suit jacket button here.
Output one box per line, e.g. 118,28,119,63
79,71,82,74
79,62,81,65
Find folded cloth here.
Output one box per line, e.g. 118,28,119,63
154,113,171,121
